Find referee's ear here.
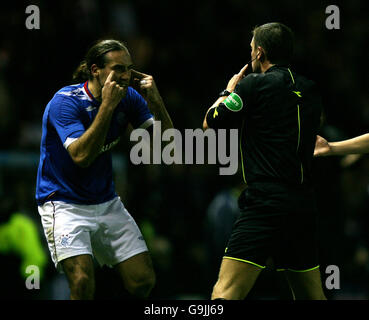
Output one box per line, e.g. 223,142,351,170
257,47,265,62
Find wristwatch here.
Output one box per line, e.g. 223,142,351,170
219,89,231,97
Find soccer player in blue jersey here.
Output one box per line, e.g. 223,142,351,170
36,39,173,299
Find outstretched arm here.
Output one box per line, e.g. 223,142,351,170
314,133,369,156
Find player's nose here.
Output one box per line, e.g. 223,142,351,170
121,71,130,81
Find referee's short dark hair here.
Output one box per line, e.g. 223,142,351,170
252,22,294,65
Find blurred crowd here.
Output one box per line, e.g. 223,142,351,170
0,0,368,299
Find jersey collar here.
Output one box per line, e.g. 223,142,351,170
265,64,290,73
83,81,100,105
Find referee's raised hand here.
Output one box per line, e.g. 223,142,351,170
102,70,125,109
226,63,250,92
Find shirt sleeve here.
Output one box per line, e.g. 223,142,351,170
126,87,154,129
206,74,256,129
48,95,86,149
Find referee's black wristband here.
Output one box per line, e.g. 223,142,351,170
219,89,231,97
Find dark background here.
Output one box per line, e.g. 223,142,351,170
0,0,368,300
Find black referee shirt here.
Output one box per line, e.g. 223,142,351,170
206,65,322,186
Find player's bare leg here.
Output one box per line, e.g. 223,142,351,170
285,267,327,300
115,251,156,298
61,254,95,300
211,258,263,300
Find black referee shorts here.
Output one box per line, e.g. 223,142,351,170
224,182,319,272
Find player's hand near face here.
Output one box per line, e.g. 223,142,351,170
130,70,163,106
68,70,126,168
101,70,125,110
129,69,173,135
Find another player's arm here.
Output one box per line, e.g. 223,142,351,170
68,71,124,167
203,64,249,130
314,134,369,156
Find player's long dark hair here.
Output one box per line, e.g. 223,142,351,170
72,39,128,83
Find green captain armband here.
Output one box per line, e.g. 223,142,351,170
223,92,243,112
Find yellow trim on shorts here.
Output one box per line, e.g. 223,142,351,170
223,256,266,269
276,265,320,272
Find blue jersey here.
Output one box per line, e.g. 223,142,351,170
36,82,153,205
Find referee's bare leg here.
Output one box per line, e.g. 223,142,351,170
62,254,95,300
285,268,327,300
211,258,327,300
211,258,262,300
114,251,156,299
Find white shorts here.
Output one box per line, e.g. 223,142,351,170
38,196,148,271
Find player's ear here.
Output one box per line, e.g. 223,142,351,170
90,64,99,78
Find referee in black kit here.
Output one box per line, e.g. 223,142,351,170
203,22,326,300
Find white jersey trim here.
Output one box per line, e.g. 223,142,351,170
63,137,78,149
139,117,154,129
57,86,92,102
